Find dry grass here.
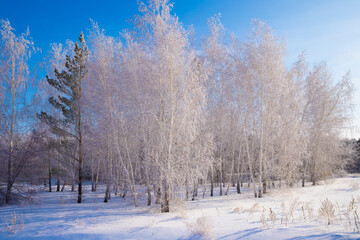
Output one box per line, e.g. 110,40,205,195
354,210,360,233
260,208,268,228
288,198,300,223
187,214,215,240
233,206,244,213
280,201,287,225
176,208,189,219
249,203,260,218
304,201,314,222
318,198,335,225
343,196,360,232
260,207,276,228
269,208,277,225
5,211,24,234
350,181,360,191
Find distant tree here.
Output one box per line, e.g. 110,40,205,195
38,33,88,203
355,138,360,172
343,138,359,173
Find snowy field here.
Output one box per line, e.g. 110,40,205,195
1,176,360,239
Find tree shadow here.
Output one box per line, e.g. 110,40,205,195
218,227,263,239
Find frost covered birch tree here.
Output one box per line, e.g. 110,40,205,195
131,0,214,212
0,20,37,203
204,14,231,197
303,63,353,185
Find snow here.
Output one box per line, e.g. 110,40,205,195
1,176,360,239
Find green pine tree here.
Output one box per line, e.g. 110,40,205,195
38,33,88,203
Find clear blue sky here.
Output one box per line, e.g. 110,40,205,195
1,0,360,138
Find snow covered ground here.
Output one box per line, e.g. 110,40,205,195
1,176,360,239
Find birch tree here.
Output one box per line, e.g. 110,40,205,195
303,63,353,185
132,0,213,212
0,20,37,203
204,14,231,197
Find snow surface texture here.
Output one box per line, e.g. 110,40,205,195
1,176,360,239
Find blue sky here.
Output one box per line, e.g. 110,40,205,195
1,0,360,138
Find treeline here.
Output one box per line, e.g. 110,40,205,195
0,0,355,211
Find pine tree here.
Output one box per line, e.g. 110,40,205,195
38,33,88,203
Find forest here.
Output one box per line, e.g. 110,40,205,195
0,0,356,215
